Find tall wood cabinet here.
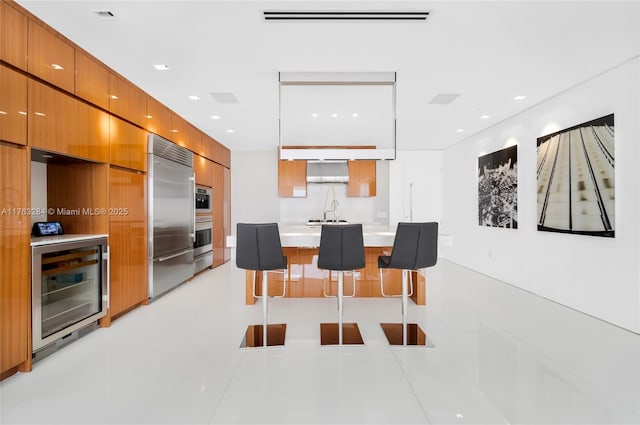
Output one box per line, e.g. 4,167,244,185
0,65,27,145
107,167,148,320
213,163,231,266
0,143,31,378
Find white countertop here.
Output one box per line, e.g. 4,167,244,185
226,223,397,248
30,234,109,247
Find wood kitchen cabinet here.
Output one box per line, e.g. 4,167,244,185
278,160,307,197
109,73,147,128
146,96,172,140
169,113,189,148
0,65,28,145
29,79,109,162
212,163,231,266
28,20,75,93
348,160,376,197
106,167,148,321
0,142,31,379
109,115,147,172
194,154,214,187
75,50,110,110
0,1,28,69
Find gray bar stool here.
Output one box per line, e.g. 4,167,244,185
236,223,288,348
317,223,365,345
378,222,438,346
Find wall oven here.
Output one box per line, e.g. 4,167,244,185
195,185,212,213
194,216,213,273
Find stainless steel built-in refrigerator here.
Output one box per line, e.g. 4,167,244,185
148,134,195,299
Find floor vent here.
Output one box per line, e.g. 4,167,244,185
263,11,430,21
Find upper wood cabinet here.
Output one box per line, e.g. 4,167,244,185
0,65,28,145
146,96,171,140
278,160,307,197
108,167,147,319
28,80,109,162
201,135,215,161
109,115,147,172
215,142,231,168
0,142,31,377
194,154,213,187
188,124,203,155
109,73,146,128
348,160,376,197
0,2,28,69
169,113,189,148
28,20,75,93
212,163,225,267
75,51,109,110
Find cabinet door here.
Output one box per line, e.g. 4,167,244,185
348,160,376,197
169,113,189,148
278,160,307,197
75,102,109,162
0,143,31,376
28,20,75,93
194,155,213,187
223,166,231,262
75,51,109,110
212,163,225,267
0,65,28,145
28,79,79,155
109,115,147,172
109,73,146,127
201,135,215,161
146,96,171,140
108,167,148,318
0,2,28,69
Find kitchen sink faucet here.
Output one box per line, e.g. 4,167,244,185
323,185,340,222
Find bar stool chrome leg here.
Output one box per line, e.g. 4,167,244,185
338,271,343,345
402,270,408,346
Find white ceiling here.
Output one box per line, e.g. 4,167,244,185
16,0,640,152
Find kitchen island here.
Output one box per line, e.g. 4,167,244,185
239,224,429,306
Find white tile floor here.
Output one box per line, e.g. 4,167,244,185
2,260,640,424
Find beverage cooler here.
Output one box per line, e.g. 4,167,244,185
31,236,108,353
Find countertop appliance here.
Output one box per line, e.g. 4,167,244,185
148,134,195,299
194,216,213,273
195,185,212,213
31,235,108,357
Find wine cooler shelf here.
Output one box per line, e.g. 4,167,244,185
32,236,108,352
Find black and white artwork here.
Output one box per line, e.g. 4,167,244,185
536,114,614,237
478,145,518,229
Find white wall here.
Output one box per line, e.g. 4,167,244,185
30,161,47,225
230,150,280,230
388,150,443,226
441,58,640,333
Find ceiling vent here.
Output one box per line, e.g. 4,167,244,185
93,10,115,19
263,11,430,21
209,92,239,104
428,93,461,105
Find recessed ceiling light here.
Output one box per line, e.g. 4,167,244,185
50,63,64,70
226,129,236,133
513,95,526,101
331,113,338,118
480,115,490,119
153,64,170,71
456,128,464,133
145,114,153,119
352,113,359,118
187,95,200,100
311,113,318,118
211,115,220,120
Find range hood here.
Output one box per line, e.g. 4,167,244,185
306,160,349,183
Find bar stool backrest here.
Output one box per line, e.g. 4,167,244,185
236,223,286,271
317,224,365,271
389,222,438,270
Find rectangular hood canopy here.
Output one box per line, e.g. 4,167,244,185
306,160,349,183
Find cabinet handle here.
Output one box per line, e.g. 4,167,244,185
157,249,192,262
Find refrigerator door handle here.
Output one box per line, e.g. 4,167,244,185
157,249,193,262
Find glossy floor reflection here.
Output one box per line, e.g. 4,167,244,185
2,260,640,424
380,323,435,347
240,324,287,348
320,323,365,345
